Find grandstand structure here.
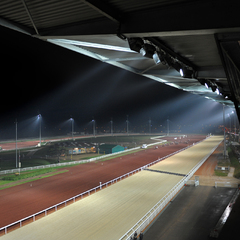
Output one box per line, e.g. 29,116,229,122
0,136,222,239
0,1,239,120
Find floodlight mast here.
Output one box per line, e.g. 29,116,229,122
149,117,151,134
92,119,95,137
110,118,113,136
70,118,74,140
167,118,169,136
38,114,41,146
126,115,129,136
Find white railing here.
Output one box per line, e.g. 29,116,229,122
0,146,142,175
118,139,222,240
0,137,209,236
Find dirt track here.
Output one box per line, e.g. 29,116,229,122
0,135,205,228
192,142,240,187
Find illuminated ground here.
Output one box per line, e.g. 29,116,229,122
0,136,222,239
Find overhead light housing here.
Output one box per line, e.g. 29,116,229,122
152,51,166,65
180,67,193,78
127,38,144,52
140,44,156,58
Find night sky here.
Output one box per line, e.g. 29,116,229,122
0,26,226,139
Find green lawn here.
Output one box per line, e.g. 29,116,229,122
0,167,68,190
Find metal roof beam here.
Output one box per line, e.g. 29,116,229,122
81,0,121,23
0,17,33,35
21,0,39,35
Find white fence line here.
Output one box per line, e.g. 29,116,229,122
118,139,222,240
0,146,142,175
0,137,210,236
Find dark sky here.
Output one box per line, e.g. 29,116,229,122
0,25,226,138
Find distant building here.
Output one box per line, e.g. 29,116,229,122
99,144,124,154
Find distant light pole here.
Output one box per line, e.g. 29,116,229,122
126,115,129,136
167,118,169,136
92,119,95,137
70,118,74,140
110,118,113,136
15,119,18,168
38,114,41,146
149,117,151,134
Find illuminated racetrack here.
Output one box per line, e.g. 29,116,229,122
0,136,222,240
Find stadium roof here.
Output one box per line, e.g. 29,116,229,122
1,0,240,120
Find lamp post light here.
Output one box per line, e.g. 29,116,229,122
110,118,113,136
126,115,129,136
149,117,151,134
167,118,169,136
92,119,95,137
70,118,74,140
38,114,41,146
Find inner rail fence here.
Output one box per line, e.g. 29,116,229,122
0,138,169,175
0,146,144,175
0,137,209,236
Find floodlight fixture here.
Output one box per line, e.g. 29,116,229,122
153,51,166,65
127,38,144,53
153,51,161,64
139,44,156,58
180,67,193,78
37,114,42,146
70,118,74,139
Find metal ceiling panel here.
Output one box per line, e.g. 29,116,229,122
0,0,238,118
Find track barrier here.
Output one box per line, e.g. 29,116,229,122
0,136,211,236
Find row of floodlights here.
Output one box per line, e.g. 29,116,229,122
128,38,194,78
199,79,231,99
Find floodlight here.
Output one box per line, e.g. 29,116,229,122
153,51,166,65
152,52,160,64
180,69,184,77
127,38,144,53
224,95,229,99
180,67,193,78
139,44,156,58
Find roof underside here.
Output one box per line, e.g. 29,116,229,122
1,0,240,120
